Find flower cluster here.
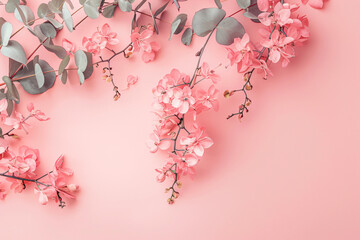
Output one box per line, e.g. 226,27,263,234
0,103,78,207
83,23,120,55
130,25,160,63
148,63,219,204
226,1,311,120
258,0,324,11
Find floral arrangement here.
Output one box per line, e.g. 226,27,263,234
0,0,325,206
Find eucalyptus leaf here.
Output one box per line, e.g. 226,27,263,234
169,13,187,39
236,0,251,9
135,0,146,11
40,22,57,38
148,2,159,34
62,3,73,31
60,69,67,84
5,0,20,13
192,8,225,37
243,11,258,20
2,76,20,103
83,51,93,79
78,70,85,85
58,54,70,75
173,0,180,10
6,99,14,116
75,50,87,72
214,0,222,9
14,5,35,26
102,4,116,18
216,17,245,45
1,40,27,64
1,22,12,47
8,58,22,77
181,27,193,46
34,63,45,88
83,0,100,19
154,1,169,17
48,0,64,14
118,0,132,12
43,39,67,59
247,0,261,23
16,59,56,94
37,3,55,19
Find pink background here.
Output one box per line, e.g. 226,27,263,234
0,0,359,239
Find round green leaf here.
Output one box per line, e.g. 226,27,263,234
236,0,251,9
118,0,132,12
62,4,73,32
181,28,193,46
192,8,225,37
34,63,45,88
40,22,57,38
75,50,88,72
16,59,56,95
1,40,27,64
1,22,12,47
14,5,35,26
102,4,116,18
216,17,245,45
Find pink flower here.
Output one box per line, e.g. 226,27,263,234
83,24,119,55
62,38,76,55
257,0,280,12
97,23,120,45
147,127,172,153
172,86,196,114
127,75,138,88
54,155,73,176
261,30,294,66
226,34,259,73
172,153,199,167
199,62,220,84
130,26,160,63
7,146,39,177
180,127,214,157
36,190,49,205
27,103,50,121
4,111,27,130
258,2,299,27
302,0,323,9
195,85,220,112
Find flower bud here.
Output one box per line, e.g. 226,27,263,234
67,184,79,192
167,198,175,205
173,192,180,199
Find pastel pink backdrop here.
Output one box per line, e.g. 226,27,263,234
0,0,359,239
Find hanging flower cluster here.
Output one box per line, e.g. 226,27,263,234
148,63,220,204
0,103,78,207
226,1,312,120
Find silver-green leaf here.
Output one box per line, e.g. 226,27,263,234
62,3,73,32
75,50,87,72
1,40,27,64
192,8,225,37
236,0,251,9
181,27,193,46
1,22,12,47
34,63,45,88
216,17,245,45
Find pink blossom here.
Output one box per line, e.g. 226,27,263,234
195,85,220,112
180,127,214,157
199,62,220,84
258,2,299,27
172,153,199,167
7,146,39,177
131,26,160,63
62,38,76,55
54,155,73,176
261,30,294,66
97,23,120,46
302,0,324,9
27,103,50,121
226,34,259,73
147,127,172,153
172,86,196,114
127,75,138,88
4,111,27,130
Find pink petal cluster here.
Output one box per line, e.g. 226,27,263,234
257,0,324,10
83,24,119,55
149,64,220,196
62,38,76,55
0,104,77,207
130,25,160,63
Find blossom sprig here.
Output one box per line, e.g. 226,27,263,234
149,61,220,204
225,0,312,120
0,102,78,207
